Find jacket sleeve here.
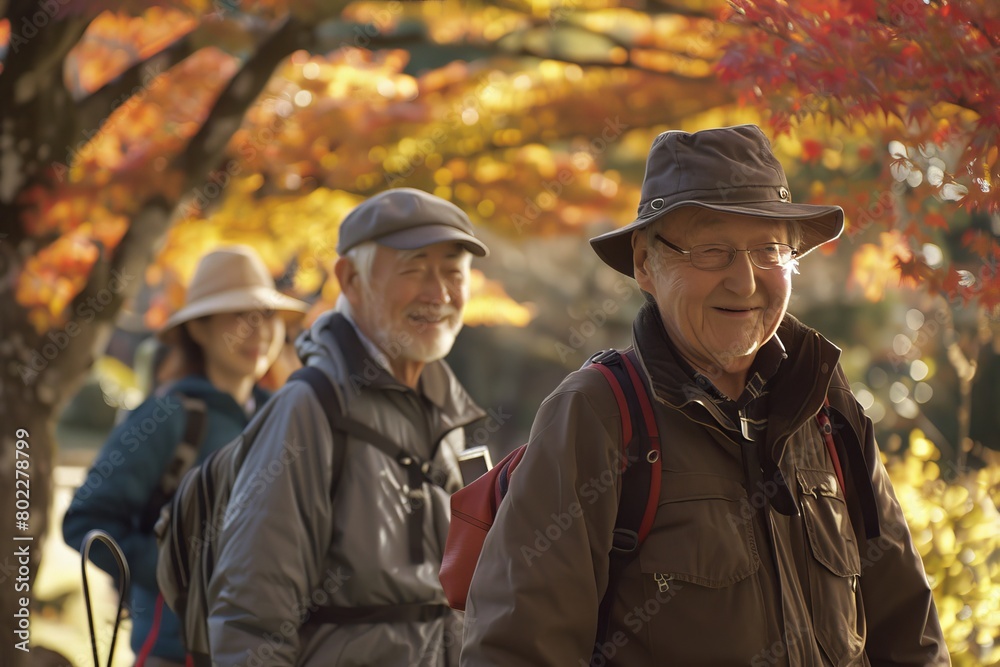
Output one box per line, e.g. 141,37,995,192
462,371,623,666
830,377,951,666
208,381,335,667
62,392,187,592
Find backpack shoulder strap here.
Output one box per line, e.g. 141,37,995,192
141,393,207,532
819,396,881,541
288,366,439,564
586,348,661,665
287,366,349,501
587,349,661,544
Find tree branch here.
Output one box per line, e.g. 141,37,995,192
0,9,91,108
172,16,311,180
0,12,93,210
74,30,198,132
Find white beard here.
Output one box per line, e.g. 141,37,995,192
361,284,462,364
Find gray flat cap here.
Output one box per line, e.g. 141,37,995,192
337,188,489,257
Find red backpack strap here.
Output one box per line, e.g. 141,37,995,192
619,350,661,543
587,348,661,666
816,397,846,497
821,398,882,541
134,593,166,667
587,348,660,547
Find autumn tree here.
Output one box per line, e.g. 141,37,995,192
0,0,738,661
718,0,1000,305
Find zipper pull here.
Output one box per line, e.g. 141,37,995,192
739,408,752,441
653,572,672,593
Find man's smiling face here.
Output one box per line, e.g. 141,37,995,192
357,241,471,364
634,208,794,382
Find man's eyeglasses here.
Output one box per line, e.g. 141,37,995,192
654,235,798,271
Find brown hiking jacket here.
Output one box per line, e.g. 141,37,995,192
462,304,949,666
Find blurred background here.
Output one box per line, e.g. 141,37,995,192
1,0,998,665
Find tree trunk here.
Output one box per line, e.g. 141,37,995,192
0,322,65,667
0,13,311,661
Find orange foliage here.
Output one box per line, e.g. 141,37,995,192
16,233,101,331
66,7,196,95
12,2,733,332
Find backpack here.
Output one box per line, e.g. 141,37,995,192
440,348,662,658
154,365,446,665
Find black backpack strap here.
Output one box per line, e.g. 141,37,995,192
141,393,207,532
305,601,450,625
586,349,661,665
289,366,441,564
289,366,350,502
823,401,882,541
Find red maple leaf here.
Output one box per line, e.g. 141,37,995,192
801,138,824,164
895,254,933,286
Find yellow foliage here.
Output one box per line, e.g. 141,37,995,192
464,269,535,327
849,231,913,302
887,432,1000,664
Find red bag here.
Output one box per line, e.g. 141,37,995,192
439,446,526,610
440,349,660,611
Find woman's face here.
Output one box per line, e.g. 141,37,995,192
187,310,285,383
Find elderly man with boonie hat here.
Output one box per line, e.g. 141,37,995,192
462,125,949,666
209,188,489,666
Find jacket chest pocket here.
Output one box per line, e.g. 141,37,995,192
796,468,865,665
633,474,765,665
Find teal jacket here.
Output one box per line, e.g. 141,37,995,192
63,375,270,662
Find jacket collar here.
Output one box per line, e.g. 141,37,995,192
631,301,841,437
313,312,486,429
766,313,843,440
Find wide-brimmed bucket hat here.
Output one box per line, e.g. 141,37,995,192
158,245,309,343
336,188,489,257
590,124,844,277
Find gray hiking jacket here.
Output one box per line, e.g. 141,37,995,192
208,311,485,666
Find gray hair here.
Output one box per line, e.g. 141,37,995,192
334,241,378,316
